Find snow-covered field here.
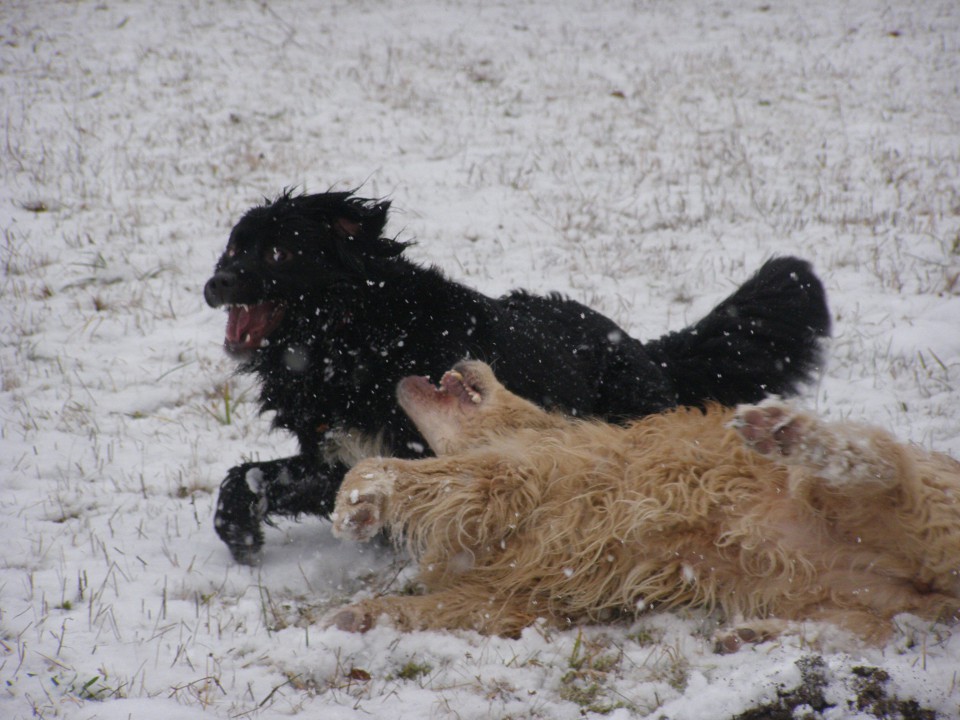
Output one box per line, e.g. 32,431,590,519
2,1,959,718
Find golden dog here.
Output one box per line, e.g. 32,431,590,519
330,361,960,646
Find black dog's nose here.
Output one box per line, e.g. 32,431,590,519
204,271,237,308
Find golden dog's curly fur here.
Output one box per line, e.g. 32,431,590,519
330,361,960,646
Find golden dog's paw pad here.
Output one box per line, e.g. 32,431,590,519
331,491,385,541
731,401,808,457
326,605,376,633
713,625,778,654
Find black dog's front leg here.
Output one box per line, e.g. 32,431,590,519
213,455,346,564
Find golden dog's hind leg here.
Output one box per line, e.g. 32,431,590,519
734,399,960,617
714,608,899,652
732,399,901,492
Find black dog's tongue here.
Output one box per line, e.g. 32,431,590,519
225,302,284,352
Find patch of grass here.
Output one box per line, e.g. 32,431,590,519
559,679,603,708
655,642,691,693
393,658,433,682
48,672,126,702
558,630,635,714
255,583,331,633
202,381,244,425
626,626,662,646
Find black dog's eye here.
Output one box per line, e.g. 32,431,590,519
266,246,291,265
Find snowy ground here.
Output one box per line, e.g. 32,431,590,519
2,1,959,718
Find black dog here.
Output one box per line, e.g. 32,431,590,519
204,190,831,564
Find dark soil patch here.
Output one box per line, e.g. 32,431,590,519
732,657,939,720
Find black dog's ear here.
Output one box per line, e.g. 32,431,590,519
334,198,409,259
290,192,408,264
334,198,388,237
334,200,388,239
289,191,387,236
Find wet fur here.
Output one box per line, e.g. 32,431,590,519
331,362,960,644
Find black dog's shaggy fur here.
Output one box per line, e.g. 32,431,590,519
204,191,831,563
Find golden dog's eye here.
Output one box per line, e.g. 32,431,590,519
267,246,290,264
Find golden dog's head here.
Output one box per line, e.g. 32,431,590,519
396,360,556,455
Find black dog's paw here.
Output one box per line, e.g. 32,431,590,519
225,538,264,566
214,465,269,564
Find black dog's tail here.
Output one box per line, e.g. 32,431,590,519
644,257,831,407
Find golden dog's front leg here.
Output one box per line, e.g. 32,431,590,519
331,458,403,541
332,455,467,541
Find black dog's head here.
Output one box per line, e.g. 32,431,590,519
205,190,407,356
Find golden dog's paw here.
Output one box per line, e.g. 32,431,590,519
325,603,377,633
713,619,790,653
331,462,396,541
730,399,810,458
713,625,776,654
331,497,382,541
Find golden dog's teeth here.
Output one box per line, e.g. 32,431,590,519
440,369,480,402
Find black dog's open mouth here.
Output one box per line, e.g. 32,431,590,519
224,302,285,353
